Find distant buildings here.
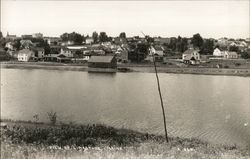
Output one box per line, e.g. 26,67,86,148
5,32,17,41
32,33,43,38
21,34,33,39
17,49,35,62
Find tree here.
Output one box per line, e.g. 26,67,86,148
175,36,188,53
60,33,69,41
201,39,214,54
92,31,98,43
60,32,84,44
229,45,239,52
241,49,250,59
13,39,21,50
168,37,177,51
0,31,3,39
99,32,109,42
191,33,203,49
119,32,126,39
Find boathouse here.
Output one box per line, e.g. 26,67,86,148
88,56,117,68
88,56,117,72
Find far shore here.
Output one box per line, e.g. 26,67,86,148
1,61,250,77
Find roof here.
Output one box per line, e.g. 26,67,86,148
154,46,164,51
183,49,199,55
34,47,44,51
88,56,114,63
226,51,238,56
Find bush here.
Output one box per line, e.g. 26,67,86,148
47,111,57,125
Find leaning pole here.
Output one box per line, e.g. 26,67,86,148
153,55,169,143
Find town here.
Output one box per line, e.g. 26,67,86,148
0,31,250,72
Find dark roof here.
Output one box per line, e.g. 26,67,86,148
88,56,114,63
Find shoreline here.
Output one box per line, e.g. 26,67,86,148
1,61,250,76
1,120,249,159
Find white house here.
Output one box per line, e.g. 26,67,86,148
213,48,223,56
149,46,164,56
182,48,200,64
224,51,238,59
17,49,34,62
60,47,74,57
85,38,94,44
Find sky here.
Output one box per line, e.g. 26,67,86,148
1,0,249,39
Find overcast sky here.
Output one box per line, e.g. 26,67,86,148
1,0,249,39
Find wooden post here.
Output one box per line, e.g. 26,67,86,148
153,55,169,142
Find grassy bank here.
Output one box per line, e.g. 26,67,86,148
1,120,249,159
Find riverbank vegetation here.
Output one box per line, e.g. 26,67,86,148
1,120,249,159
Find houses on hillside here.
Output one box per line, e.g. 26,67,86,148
213,48,239,59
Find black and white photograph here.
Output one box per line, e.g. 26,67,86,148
0,0,249,158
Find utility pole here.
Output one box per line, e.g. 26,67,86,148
140,31,169,142
153,55,169,142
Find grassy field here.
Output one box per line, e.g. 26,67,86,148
1,120,249,159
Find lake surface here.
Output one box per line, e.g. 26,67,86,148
1,68,249,147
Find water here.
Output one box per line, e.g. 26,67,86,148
1,68,249,147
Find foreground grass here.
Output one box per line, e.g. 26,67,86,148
1,121,249,159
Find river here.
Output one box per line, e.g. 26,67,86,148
1,68,249,147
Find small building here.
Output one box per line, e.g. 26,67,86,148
33,47,45,59
61,40,75,46
213,48,223,56
21,34,33,39
149,46,164,56
17,49,35,62
88,56,117,72
44,54,71,63
32,33,43,39
224,51,238,59
154,37,171,45
60,47,74,57
85,38,94,44
50,45,62,54
182,48,200,64
46,37,62,45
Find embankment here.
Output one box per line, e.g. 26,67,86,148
1,62,250,76
1,120,249,159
